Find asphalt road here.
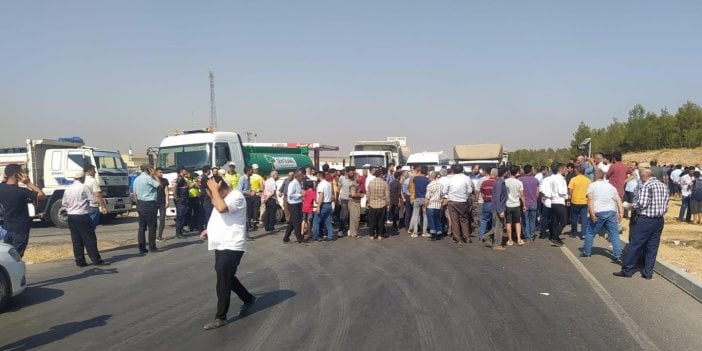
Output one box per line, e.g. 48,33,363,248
2,222,702,351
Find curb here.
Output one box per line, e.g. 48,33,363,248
620,237,702,303
653,258,702,303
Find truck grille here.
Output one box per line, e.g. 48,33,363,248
105,186,129,198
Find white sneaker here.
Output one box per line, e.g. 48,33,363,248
507,240,514,246
411,233,419,238
421,233,431,238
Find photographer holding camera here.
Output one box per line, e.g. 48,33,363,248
0,164,46,257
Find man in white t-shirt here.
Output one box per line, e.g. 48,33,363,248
582,169,623,262
312,172,335,241
200,176,257,330
83,165,107,228
504,166,526,246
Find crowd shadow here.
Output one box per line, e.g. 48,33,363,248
225,289,297,324
0,314,112,351
160,239,203,252
99,217,139,226
29,267,119,289
3,287,65,313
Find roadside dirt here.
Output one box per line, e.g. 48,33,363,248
23,238,137,265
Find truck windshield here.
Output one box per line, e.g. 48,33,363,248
352,155,385,168
93,153,127,175
158,143,211,172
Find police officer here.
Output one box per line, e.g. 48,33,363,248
186,168,202,232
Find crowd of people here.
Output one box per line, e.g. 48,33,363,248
0,151,681,329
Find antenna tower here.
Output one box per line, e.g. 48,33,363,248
209,71,217,130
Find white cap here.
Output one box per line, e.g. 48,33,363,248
71,170,85,179
227,161,236,167
252,164,259,169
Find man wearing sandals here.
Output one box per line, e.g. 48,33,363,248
504,165,527,246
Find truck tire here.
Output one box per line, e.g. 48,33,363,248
0,270,10,311
275,206,284,223
49,200,69,229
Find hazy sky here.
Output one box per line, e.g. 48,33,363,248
1,1,701,157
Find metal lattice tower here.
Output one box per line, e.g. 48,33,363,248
209,71,217,130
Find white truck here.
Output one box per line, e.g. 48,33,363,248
349,138,410,170
453,143,507,173
0,139,131,228
405,151,450,171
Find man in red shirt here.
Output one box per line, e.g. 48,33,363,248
606,151,632,198
478,168,497,242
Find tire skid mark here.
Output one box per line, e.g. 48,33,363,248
241,245,292,351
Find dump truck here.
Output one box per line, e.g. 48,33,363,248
453,143,507,173
0,138,130,228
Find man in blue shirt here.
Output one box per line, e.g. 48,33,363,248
133,164,161,253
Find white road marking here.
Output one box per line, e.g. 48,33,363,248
560,246,659,351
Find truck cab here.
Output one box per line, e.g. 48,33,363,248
349,151,392,171
0,139,130,228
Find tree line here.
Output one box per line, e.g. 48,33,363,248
507,101,702,166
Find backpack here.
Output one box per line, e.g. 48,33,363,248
691,179,702,201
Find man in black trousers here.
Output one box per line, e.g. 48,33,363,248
133,164,160,254
283,171,305,243
62,170,109,267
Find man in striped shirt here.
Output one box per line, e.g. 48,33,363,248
425,171,444,241
614,169,669,279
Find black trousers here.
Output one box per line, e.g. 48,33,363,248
284,202,303,242
549,204,567,241
137,200,158,250
251,196,262,226
68,214,102,264
244,196,254,228
367,207,386,237
338,199,349,232
187,197,202,231
264,197,277,231
175,200,188,235
202,199,214,229
157,203,167,237
215,250,254,320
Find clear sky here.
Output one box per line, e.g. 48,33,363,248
1,0,701,157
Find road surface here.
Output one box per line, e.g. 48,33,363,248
1,222,701,350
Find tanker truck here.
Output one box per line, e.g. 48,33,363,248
156,130,314,218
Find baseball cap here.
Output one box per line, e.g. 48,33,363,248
228,161,236,167
252,164,259,169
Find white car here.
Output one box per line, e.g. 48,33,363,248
0,242,27,311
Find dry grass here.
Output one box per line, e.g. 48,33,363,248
23,239,136,265
624,147,702,166
621,199,702,281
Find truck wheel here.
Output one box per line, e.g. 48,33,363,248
0,271,10,311
49,201,69,229
275,207,284,223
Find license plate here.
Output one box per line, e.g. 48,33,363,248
115,205,125,209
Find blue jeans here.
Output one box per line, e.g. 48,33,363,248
570,204,588,236
524,205,537,240
88,207,100,228
678,195,690,221
312,203,334,240
3,227,30,257
540,206,551,237
427,208,442,234
583,211,622,258
621,216,664,278
479,202,493,240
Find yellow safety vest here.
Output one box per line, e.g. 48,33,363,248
187,177,199,198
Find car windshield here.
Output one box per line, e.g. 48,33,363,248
352,155,385,168
157,143,211,172
93,153,127,175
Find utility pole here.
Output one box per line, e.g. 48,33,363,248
209,71,217,130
